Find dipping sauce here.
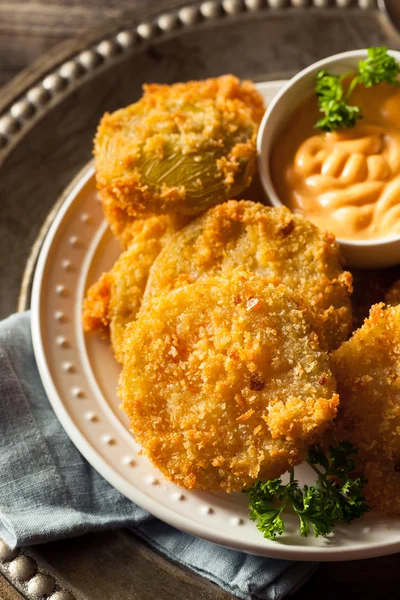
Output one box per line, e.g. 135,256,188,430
271,82,400,240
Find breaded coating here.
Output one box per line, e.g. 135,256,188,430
119,271,339,493
99,166,267,249
95,75,265,219
332,303,400,515
82,214,188,362
99,194,151,249
385,279,400,306
143,200,353,351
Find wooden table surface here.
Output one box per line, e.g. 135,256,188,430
1,1,400,599
0,1,149,88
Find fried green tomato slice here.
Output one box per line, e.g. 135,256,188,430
332,303,400,515
82,214,188,363
119,271,339,493
143,200,353,351
94,75,265,218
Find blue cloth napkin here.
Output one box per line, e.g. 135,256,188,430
0,312,318,600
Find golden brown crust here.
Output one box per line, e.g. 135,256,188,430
82,273,113,335
94,75,265,219
143,200,353,351
119,271,339,492
98,191,154,249
82,214,188,362
332,303,400,515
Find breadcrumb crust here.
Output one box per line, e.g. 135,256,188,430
94,75,265,219
119,271,338,492
144,200,353,351
332,303,400,515
82,214,188,362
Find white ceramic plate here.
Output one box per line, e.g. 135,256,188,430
31,81,400,561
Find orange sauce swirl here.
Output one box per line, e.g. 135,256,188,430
271,82,400,240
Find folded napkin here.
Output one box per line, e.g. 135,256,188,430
0,312,318,600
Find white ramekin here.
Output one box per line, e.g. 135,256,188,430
257,49,400,269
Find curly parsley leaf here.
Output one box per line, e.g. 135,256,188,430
315,70,362,132
358,47,400,87
314,47,400,132
244,479,294,540
244,442,370,541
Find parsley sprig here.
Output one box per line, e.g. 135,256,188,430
315,47,400,132
244,442,370,541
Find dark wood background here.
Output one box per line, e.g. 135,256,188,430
1,1,400,599
0,0,153,88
